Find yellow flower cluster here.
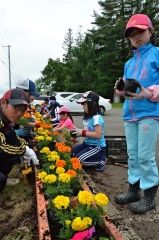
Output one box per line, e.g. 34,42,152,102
77,190,109,207
71,217,92,231
38,171,47,183
40,147,51,154
56,167,65,174
47,151,60,162
94,193,109,206
22,167,32,175
52,195,70,209
44,174,57,184
58,173,71,183
78,190,94,205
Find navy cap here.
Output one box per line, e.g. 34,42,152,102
76,91,99,104
16,79,40,97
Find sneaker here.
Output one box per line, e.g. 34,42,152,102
6,178,20,186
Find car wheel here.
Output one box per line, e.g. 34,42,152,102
100,106,105,115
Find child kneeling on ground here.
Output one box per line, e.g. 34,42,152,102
72,91,106,172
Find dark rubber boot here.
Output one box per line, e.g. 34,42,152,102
115,181,140,204
129,185,158,214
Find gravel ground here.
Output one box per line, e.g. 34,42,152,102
73,108,159,240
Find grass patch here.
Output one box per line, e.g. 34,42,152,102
112,102,123,109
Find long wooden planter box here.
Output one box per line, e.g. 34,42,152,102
35,167,124,240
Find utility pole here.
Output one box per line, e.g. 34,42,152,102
2,45,12,89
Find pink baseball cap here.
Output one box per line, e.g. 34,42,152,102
125,14,153,38
57,106,70,114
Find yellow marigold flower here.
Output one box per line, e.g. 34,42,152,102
46,136,52,141
71,217,92,231
47,151,60,161
47,154,57,161
38,171,47,182
22,167,32,175
52,195,70,209
78,190,94,205
35,135,45,141
56,167,65,174
44,174,57,184
65,220,71,226
58,173,71,183
94,193,109,206
49,165,55,170
83,217,92,226
40,147,51,154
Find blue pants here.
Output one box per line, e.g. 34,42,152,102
72,141,106,168
124,119,159,190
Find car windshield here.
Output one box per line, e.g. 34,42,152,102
70,94,83,101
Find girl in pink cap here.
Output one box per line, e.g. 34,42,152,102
114,14,159,214
52,106,75,132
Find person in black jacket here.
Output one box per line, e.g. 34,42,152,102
0,88,39,192
43,95,61,126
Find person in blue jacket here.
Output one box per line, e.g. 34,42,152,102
114,14,159,214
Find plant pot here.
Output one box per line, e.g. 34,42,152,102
35,168,124,240
35,167,51,240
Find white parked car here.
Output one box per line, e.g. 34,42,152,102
57,93,112,115
53,92,75,99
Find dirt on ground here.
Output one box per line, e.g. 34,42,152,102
0,166,38,240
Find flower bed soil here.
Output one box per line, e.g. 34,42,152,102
0,166,38,240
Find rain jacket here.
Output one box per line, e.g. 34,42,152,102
123,43,159,121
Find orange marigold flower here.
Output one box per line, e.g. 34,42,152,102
71,157,80,164
23,112,31,118
66,169,77,177
56,159,66,168
72,162,82,170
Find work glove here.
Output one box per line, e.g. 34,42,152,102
15,127,30,137
23,146,39,166
70,128,83,137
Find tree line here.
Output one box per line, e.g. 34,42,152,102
36,0,159,101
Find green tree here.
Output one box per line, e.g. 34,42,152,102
40,58,66,94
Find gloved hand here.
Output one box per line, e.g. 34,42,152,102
23,146,39,165
74,128,83,137
15,128,30,137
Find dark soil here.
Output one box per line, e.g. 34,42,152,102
0,166,38,240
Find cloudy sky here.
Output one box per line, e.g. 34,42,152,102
0,0,100,95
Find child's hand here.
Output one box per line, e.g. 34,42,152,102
125,87,152,99
114,78,125,91
114,78,125,96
